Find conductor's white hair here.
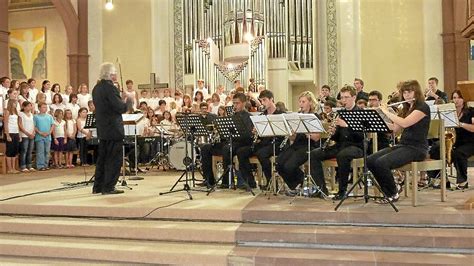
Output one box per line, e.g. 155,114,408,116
99,62,117,80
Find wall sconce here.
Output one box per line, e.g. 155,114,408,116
105,0,114,10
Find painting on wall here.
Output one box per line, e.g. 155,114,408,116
9,27,47,80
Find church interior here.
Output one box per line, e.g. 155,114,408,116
0,0,473,264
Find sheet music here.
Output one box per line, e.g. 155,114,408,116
250,115,273,137
283,113,324,134
437,103,459,128
251,114,291,137
267,114,291,136
283,113,306,133
124,125,136,136
300,113,325,133
430,105,439,120
122,113,143,122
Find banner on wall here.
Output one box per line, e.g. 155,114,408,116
9,27,47,80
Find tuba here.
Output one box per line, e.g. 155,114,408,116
445,128,456,165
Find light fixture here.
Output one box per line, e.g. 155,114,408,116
227,63,234,69
206,37,213,43
105,0,114,10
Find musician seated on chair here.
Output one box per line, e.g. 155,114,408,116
310,85,364,200
199,93,253,188
236,89,285,189
367,80,430,204
427,89,474,190
276,91,321,196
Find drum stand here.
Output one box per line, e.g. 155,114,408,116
145,127,172,171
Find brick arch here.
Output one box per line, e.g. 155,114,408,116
51,0,89,88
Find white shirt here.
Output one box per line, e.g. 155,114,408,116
61,93,71,104
77,93,92,109
29,88,39,103
19,94,34,105
66,103,80,120
210,103,220,115
7,113,19,134
19,112,34,138
174,98,183,108
163,96,174,110
50,103,66,115
149,97,160,110
4,99,21,113
53,119,65,138
65,119,76,137
124,90,137,109
0,85,8,100
43,90,53,105
76,119,88,138
138,97,150,107
218,92,227,105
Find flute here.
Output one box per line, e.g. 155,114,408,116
387,99,414,107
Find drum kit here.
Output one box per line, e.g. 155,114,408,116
145,123,219,171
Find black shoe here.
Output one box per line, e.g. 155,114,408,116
92,189,102,194
219,184,231,189
333,191,346,201
455,182,468,190
102,189,124,195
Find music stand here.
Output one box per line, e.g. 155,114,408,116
65,113,97,186
284,113,327,200
159,113,207,199
251,114,291,196
334,109,398,212
122,114,145,181
207,116,255,196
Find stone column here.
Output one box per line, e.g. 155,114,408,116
0,0,9,77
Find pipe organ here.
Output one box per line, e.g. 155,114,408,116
181,0,314,91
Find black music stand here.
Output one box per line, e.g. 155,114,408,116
123,114,145,181
334,109,398,212
225,106,234,116
159,113,207,199
63,114,96,188
207,116,255,196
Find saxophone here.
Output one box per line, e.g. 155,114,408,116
445,128,456,165
321,112,339,151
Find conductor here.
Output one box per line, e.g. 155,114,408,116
92,62,129,194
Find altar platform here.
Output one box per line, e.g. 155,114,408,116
0,167,472,265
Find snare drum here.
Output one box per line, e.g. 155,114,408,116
168,140,195,170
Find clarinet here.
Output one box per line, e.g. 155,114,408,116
321,112,339,151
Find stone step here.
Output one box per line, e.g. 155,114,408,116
0,233,232,265
236,223,474,251
228,246,473,265
0,216,238,244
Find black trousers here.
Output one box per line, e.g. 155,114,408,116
254,143,275,183
236,143,274,187
276,145,310,190
94,139,123,192
200,142,230,185
428,141,474,183
310,145,363,193
367,145,426,197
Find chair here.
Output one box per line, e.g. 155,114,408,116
212,155,264,187
322,133,378,194
397,119,446,207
